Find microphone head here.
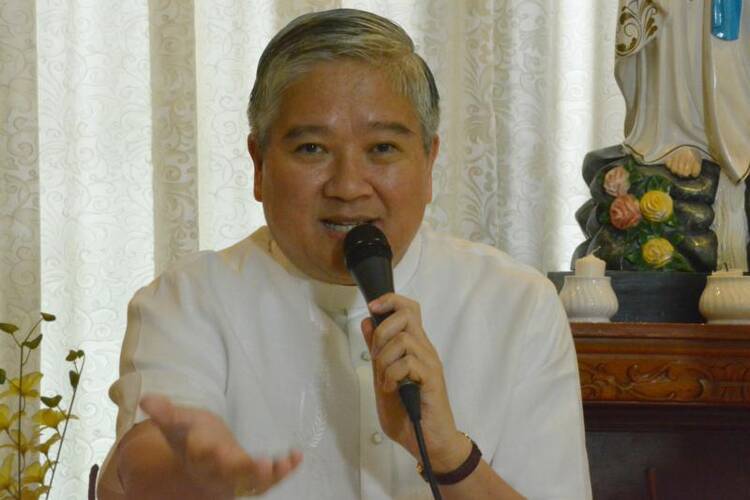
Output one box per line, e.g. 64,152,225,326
344,224,392,271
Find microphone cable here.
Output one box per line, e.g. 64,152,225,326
399,382,442,500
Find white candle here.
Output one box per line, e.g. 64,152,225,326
575,253,606,278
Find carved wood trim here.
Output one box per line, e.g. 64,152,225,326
572,322,750,406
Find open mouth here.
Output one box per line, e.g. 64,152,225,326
321,219,376,233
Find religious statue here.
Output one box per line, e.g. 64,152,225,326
573,0,750,272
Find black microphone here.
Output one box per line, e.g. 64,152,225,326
343,224,421,423
344,223,442,500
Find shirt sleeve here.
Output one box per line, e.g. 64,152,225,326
99,258,230,495
491,280,592,500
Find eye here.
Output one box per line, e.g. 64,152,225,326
372,143,397,154
295,143,324,155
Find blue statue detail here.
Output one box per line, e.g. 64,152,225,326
712,0,742,41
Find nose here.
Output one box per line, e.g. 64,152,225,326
322,151,374,201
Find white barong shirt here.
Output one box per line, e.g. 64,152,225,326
100,226,591,499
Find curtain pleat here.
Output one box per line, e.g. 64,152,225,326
36,2,153,497
0,0,41,344
0,0,41,466
149,0,200,275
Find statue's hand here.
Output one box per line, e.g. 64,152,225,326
665,146,702,178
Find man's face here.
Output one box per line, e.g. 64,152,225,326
249,59,439,285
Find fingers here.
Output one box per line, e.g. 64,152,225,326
140,394,303,496
233,451,303,496
363,293,440,392
380,354,427,392
367,293,425,356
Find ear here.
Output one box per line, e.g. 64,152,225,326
424,135,440,203
248,134,264,202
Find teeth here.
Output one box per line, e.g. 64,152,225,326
323,221,369,233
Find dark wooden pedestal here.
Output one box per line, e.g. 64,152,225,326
572,323,750,500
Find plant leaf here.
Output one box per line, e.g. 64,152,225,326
0,369,5,385
23,334,43,350
69,370,80,389
40,312,56,322
0,323,18,334
76,349,85,358
65,350,77,362
40,395,62,408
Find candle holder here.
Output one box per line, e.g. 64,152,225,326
559,275,619,322
698,271,750,324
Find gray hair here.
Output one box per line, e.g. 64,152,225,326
248,8,440,152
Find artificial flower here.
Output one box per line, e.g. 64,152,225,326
22,461,51,485
603,165,630,197
20,485,50,500
0,454,15,493
639,190,673,222
0,372,43,400
35,433,61,455
642,238,674,268
32,408,67,429
0,404,20,432
609,194,642,230
1,430,37,456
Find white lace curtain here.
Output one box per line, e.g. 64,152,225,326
0,0,623,497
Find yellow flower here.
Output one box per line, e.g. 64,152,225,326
22,462,51,485
35,433,61,455
642,238,674,268
1,430,37,456
639,190,673,222
0,372,43,400
32,408,67,429
0,454,15,493
20,486,50,500
0,404,21,432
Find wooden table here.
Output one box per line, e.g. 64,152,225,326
572,322,750,500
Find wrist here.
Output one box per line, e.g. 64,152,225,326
428,431,473,474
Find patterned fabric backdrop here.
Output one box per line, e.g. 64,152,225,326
0,0,623,497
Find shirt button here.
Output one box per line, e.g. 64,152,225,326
371,431,384,445
360,350,372,362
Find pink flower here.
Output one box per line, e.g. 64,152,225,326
610,194,642,230
603,165,630,197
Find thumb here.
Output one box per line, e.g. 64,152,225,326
140,394,178,427
139,394,194,454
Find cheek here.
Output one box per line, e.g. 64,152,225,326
263,169,321,221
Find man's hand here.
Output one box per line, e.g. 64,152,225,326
122,395,302,499
361,293,471,473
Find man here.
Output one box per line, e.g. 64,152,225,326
99,9,591,499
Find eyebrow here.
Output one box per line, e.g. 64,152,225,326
369,121,415,136
281,121,416,141
282,125,330,141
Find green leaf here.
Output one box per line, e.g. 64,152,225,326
41,395,62,408
69,370,80,389
598,209,611,225
24,334,43,349
41,312,56,322
670,252,695,272
0,369,5,384
66,349,85,361
0,323,19,334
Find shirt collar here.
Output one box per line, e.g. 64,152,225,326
268,228,423,319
